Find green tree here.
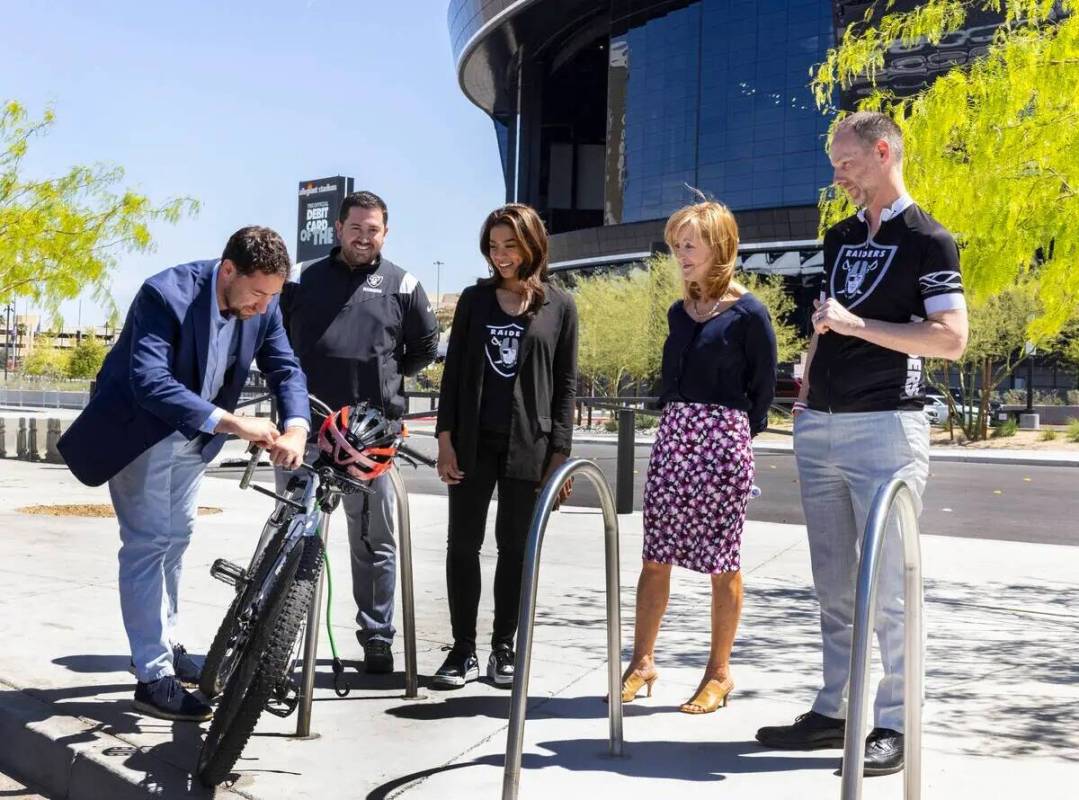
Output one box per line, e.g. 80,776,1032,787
929,280,1079,439
811,0,1079,339
67,332,106,379
21,337,69,379
0,101,197,312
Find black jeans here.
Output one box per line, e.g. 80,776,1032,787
446,431,539,654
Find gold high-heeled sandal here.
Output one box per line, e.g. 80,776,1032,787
620,668,658,703
679,677,734,714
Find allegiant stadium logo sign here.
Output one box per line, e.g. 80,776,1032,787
299,183,338,197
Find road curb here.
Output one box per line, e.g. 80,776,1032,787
0,678,241,800
409,430,1079,468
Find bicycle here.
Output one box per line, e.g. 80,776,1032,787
195,397,434,786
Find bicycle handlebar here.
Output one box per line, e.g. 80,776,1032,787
240,444,260,490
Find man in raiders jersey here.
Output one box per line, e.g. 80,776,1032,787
756,112,968,775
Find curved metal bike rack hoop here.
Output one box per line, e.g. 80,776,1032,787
390,465,422,699
295,464,421,737
841,478,923,800
503,458,624,800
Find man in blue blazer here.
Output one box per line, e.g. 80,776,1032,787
58,226,310,721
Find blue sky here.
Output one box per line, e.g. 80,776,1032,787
2,0,505,326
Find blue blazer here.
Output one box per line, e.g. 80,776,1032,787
58,260,310,486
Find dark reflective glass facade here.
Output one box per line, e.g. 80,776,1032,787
607,0,835,223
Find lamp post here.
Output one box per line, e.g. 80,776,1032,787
2,302,12,381
1024,342,1035,413
433,260,443,313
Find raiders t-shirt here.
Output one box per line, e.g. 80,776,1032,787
808,196,965,413
478,303,528,434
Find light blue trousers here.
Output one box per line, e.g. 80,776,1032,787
109,433,206,683
794,410,929,733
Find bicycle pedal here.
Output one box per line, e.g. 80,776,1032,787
209,559,248,589
264,678,299,718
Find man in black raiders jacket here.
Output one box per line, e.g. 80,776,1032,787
281,190,438,674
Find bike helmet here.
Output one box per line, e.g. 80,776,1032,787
317,402,399,480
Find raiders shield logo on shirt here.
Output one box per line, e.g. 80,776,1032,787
830,242,899,308
485,322,524,378
366,274,384,288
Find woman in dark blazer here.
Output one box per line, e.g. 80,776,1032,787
432,203,578,689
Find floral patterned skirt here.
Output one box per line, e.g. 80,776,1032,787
642,402,755,574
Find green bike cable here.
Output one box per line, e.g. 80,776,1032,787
320,532,349,697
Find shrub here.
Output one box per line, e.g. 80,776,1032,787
636,413,659,430
1039,429,1058,441
1067,418,1079,444
604,416,618,433
991,419,1018,438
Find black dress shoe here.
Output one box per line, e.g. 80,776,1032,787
862,728,904,776
362,639,394,674
756,710,846,749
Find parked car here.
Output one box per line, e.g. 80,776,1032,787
923,392,951,425
924,390,1007,426
947,387,1003,417
775,376,802,400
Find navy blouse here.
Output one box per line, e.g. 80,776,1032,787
658,293,778,436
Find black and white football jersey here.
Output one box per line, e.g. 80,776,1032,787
808,196,965,413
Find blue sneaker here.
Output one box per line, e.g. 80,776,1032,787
132,675,212,721
129,643,202,687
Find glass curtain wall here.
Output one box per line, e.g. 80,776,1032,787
607,0,835,223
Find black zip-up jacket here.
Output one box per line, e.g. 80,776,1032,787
282,249,438,419
436,283,578,482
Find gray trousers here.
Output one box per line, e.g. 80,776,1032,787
794,409,929,733
277,446,398,644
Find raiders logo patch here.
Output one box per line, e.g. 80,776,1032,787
366,274,384,288
830,242,898,308
485,322,525,378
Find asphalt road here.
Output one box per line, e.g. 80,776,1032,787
214,437,1079,547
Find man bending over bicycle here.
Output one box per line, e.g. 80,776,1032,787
58,227,310,721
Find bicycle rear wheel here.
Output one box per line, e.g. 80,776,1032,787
196,534,324,787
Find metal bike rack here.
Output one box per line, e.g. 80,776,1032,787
841,478,923,800
503,458,623,800
294,464,421,737
296,511,331,738
389,465,422,700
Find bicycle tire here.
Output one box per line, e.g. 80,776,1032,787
200,514,295,699
196,534,323,787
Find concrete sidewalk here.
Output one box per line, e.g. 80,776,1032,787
0,459,1076,799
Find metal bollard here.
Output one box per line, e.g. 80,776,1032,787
45,418,64,463
503,458,623,800
615,408,635,514
841,478,923,800
27,418,41,462
16,418,27,459
0,417,6,459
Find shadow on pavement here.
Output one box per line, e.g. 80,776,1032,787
364,737,839,798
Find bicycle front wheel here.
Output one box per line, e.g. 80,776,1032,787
196,534,324,787
200,516,296,700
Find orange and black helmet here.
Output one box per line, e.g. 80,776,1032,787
317,402,400,480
